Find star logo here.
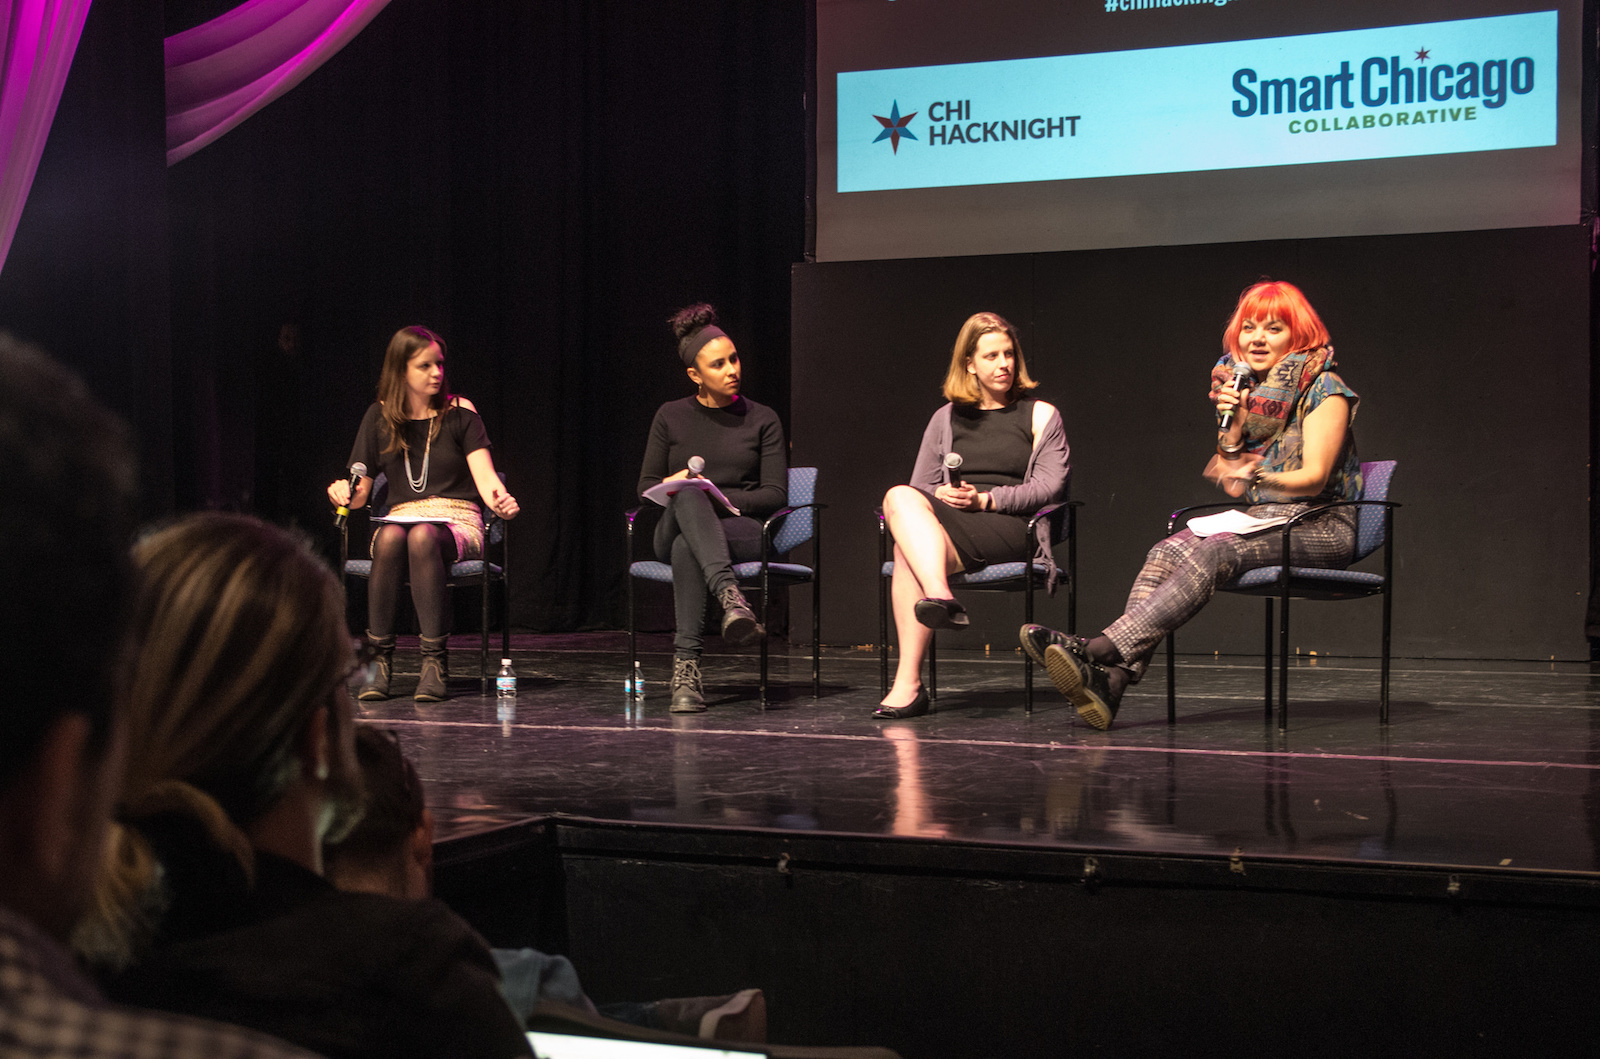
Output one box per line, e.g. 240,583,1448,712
1414,46,1431,61
872,100,918,154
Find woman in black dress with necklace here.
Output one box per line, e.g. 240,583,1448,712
876,312,1071,719
327,326,519,702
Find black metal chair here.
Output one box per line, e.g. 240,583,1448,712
878,500,1079,713
625,467,823,709
1164,460,1398,729
340,472,511,693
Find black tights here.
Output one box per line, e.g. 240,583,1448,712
652,487,763,658
368,523,458,639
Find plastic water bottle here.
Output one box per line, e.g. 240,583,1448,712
496,658,517,700
626,660,645,697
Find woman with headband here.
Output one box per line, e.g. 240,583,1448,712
637,304,787,712
876,311,1070,720
1024,280,1363,729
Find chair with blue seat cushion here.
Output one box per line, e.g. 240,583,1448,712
625,467,823,709
877,499,1079,714
340,472,511,693
1163,460,1398,729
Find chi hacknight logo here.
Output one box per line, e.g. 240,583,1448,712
872,100,918,153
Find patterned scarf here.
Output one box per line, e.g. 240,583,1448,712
1208,344,1335,446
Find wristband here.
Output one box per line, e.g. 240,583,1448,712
1217,440,1246,458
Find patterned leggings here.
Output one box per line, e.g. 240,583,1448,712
1104,503,1357,680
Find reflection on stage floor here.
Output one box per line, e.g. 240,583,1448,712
358,633,1600,877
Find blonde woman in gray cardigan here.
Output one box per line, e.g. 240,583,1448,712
875,312,1070,719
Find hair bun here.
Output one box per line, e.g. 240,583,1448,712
669,303,719,340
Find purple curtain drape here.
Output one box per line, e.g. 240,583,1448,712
165,0,392,166
0,0,93,275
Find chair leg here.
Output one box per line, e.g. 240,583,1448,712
627,570,637,704
928,633,937,713
1278,588,1291,731
1263,597,1274,722
879,566,889,699
1380,586,1393,724
1024,571,1035,715
758,583,770,711
480,570,491,695
813,519,822,700
1166,632,1176,725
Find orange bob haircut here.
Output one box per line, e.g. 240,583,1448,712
942,311,1038,406
1222,280,1331,358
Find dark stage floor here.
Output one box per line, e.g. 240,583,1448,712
360,632,1600,878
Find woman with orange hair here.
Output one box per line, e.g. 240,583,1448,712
1023,280,1363,729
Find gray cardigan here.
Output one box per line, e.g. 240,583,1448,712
910,401,1072,591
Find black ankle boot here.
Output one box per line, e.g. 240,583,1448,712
717,585,761,646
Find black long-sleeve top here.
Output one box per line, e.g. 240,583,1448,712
636,395,787,519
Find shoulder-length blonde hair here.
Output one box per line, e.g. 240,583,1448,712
74,513,354,970
942,312,1037,406
376,325,453,456
1222,281,1331,358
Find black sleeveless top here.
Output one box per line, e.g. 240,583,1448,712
950,398,1034,489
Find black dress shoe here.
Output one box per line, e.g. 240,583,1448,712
914,597,970,630
873,687,930,719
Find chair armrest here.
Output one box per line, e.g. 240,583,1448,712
759,502,825,556
1025,498,1082,535
1167,501,1248,535
1278,498,1401,528
760,501,825,535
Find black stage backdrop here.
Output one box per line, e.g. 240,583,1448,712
793,226,1591,661
161,0,806,631
0,0,172,517
0,0,805,632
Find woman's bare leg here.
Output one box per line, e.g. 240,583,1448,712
881,486,961,708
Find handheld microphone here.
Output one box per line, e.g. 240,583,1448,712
334,462,367,528
1218,361,1253,431
943,451,964,488
686,456,705,478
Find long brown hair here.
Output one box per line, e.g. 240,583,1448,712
942,311,1037,406
376,325,453,456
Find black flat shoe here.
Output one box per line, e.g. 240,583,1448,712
873,687,930,719
914,597,970,630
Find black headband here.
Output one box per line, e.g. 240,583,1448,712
678,325,728,367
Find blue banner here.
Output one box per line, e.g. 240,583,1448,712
836,11,1558,193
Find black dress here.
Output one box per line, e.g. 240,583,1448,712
923,399,1035,570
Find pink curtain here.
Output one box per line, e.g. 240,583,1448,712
0,0,93,275
165,0,392,166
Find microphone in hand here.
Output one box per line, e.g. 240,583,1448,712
334,462,367,528
943,451,964,488
686,456,705,478
1218,361,1252,431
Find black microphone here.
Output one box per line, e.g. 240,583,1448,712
943,451,964,488
1218,361,1252,431
334,462,367,528
686,456,705,478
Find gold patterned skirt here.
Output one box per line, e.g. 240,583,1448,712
371,497,485,562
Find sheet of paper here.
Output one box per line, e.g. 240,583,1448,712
1186,509,1291,538
641,477,741,517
